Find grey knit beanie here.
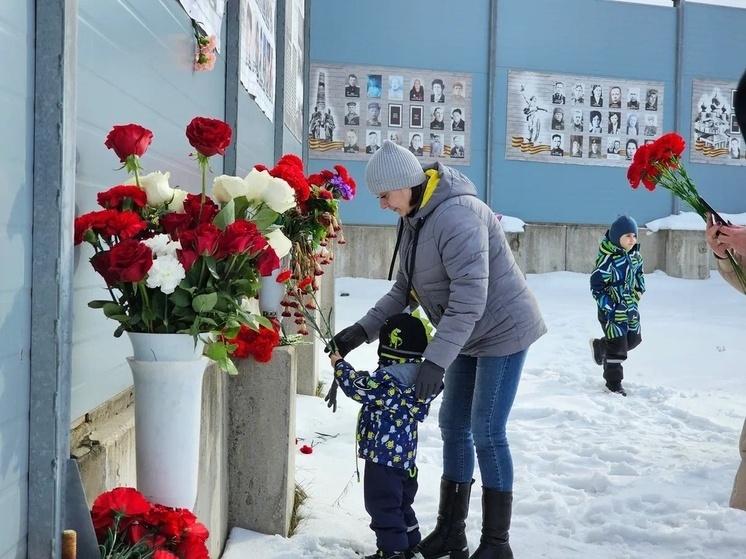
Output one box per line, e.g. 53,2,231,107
365,140,427,195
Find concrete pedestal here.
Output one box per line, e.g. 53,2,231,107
227,346,297,536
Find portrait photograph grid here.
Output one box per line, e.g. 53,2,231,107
309,62,473,166
505,69,665,167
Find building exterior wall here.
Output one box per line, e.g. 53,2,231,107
309,0,746,229
0,1,33,557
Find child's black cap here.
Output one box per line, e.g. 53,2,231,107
378,313,428,361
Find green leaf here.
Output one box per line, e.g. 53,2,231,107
204,256,219,279
193,292,218,313
232,196,251,221
205,341,229,362
252,207,281,231
170,289,191,308
103,303,127,318
88,300,111,309
256,315,273,330
213,199,236,230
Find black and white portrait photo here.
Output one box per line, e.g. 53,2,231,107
571,83,585,105
365,130,380,154
588,110,602,134
609,85,622,109
571,109,584,132
550,133,564,156
343,129,359,153
430,106,445,130
388,103,402,127
627,87,640,110
452,82,466,103
410,105,423,129
645,88,658,111
729,136,741,159
644,114,658,136
450,134,465,158
410,78,425,101
570,134,583,157
344,101,359,125
552,81,565,105
430,133,444,157
590,84,603,107
430,78,445,103
551,107,565,130
588,136,602,158
366,102,381,126
409,132,424,155
388,131,402,146
608,111,621,134
345,73,360,97
451,108,465,131
607,137,621,157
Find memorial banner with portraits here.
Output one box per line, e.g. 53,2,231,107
308,62,472,166
690,78,745,165
177,0,225,44
240,0,276,121
283,0,304,141
505,70,664,167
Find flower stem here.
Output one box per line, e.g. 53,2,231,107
725,251,746,293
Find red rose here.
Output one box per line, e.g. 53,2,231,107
185,117,232,157
183,193,219,224
93,239,153,285
105,124,153,162
180,223,221,256
256,247,280,277
160,211,195,239
97,185,148,210
217,219,264,258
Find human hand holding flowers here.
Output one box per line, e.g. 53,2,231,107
627,131,746,292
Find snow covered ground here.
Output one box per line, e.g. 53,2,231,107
223,257,746,559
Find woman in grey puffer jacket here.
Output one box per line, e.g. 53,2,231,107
330,140,547,559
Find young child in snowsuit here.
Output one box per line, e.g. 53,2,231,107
589,215,645,396
329,313,436,559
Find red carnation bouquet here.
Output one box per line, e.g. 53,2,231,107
74,118,281,373
91,487,209,559
627,132,746,291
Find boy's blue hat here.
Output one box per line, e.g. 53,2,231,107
609,215,638,246
378,313,428,361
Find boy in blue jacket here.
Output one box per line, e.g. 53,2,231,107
329,313,436,559
590,215,645,396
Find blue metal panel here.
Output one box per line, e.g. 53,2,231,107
73,0,227,419
493,0,678,224
680,2,746,213
308,0,490,226
0,0,32,555
235,91,276,175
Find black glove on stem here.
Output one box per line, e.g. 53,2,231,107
415,359,445,400
327,323,367,357
324,378,339,413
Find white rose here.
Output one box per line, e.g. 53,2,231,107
244,168,273,202
212,175,250,204
167,189,188,213
261,177,296,214
125,172,174,206
265,229,292,258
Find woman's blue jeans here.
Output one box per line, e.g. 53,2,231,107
438,350,527,491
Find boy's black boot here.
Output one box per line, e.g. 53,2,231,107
419,478,473,559
469,489,513,559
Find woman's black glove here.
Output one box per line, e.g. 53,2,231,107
415,359,445,400
328,323,367,357
324,379,339,413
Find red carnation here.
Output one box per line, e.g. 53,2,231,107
276,270,292,283
109,211,148,240
277,153,304,169
270,162,311,202
105,124,153,163
97,185,148,210
185,116,232,157
91,487,152,540
300,445,313,454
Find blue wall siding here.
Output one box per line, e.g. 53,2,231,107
680,2,746,213
493,0,677,225
0,0,32,556
308,0,491,226
235,92,275,175
310,1,746,227
73,0,228,420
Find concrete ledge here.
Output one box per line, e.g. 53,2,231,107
335,223,714,280
228,346,297,536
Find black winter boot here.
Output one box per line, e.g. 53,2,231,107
364,550,407,559
419,478,473,559
469,489,513,559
